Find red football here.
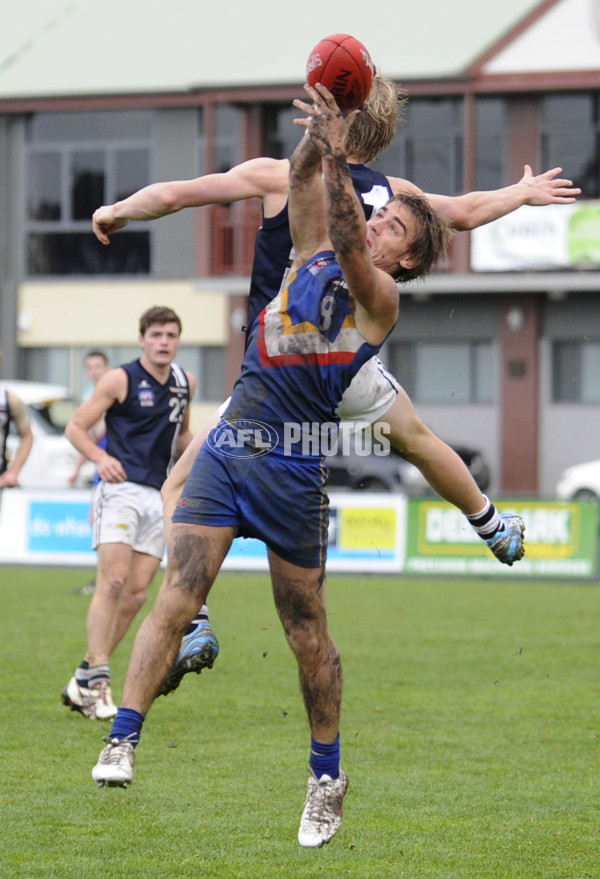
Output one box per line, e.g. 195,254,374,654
306,34,375,114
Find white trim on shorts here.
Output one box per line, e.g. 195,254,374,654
336,357,400,426
93,481,165,559
218,396,232,417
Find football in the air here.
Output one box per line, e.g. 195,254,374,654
306,34,375,114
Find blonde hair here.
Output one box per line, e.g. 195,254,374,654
346,74,408,164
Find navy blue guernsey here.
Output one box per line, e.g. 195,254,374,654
227,251,388,455
246,163,393,329
105,360,190,490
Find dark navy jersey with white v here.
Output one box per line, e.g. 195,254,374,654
105,359,190,490
247,163,393,329
0,388,10,476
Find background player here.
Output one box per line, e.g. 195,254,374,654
61,306,217,721
69,350,111,595
0,379,33,497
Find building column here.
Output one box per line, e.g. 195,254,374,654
224,294,249,395
499,295,540,494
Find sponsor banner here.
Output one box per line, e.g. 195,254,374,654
222,493,406,573
2,491,596,579
0,489,406,574
406,499,598,578
470,202,600,272
0,489,96,565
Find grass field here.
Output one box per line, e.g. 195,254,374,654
1,565,598,879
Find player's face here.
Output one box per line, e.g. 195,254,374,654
85,355,109,385
366,203,418,277
140,322,181,366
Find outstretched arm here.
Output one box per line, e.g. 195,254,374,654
288,128,329,265
93,157,290,244
387,164,580,232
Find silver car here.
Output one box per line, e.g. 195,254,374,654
556,459,600,503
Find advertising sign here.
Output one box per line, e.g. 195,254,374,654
0,490,96,566
405,499,598,578
470,203,600,271
1,491,596,579
222,493,406,573
0,489,407,574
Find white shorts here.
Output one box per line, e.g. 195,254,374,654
93,481,165,559
336,357,400,424
218,357,399,430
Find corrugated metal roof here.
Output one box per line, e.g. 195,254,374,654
1,0,543,99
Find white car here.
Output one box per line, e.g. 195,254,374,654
555,459,600,503
1,380,95,488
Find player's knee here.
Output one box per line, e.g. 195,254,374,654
155,578,202,628
287,621,333,666
122,587,149,615
96,572,127,601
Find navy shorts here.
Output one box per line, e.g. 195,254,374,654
173,438,329,569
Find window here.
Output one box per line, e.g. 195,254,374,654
553,339,600,402
175,346,226,402
475,98,506,191
202,104,256,275
25,111,153,276
373,97,464,195
20,345,226,404
265,105,299,159
387,340,494,403
541,93,600,198
211,105,243,173
197,109,206,175
19,347,71,389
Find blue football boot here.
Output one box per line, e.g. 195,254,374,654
486,513,526,566
158,620,219,697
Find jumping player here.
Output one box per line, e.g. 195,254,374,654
92,76,574,573
90,83,452,847
90,76,572,687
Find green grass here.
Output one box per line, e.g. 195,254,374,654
1,566,599,878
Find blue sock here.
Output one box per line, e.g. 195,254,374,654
310,734,340,780
109,707,145,746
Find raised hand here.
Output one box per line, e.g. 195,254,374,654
293,83,361,158
519,164,581,205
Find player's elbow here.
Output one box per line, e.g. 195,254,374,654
451,214,477,232
64,420,80,446
441,205,475,231
156,184,186,213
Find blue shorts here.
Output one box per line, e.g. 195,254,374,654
173,439,329,568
